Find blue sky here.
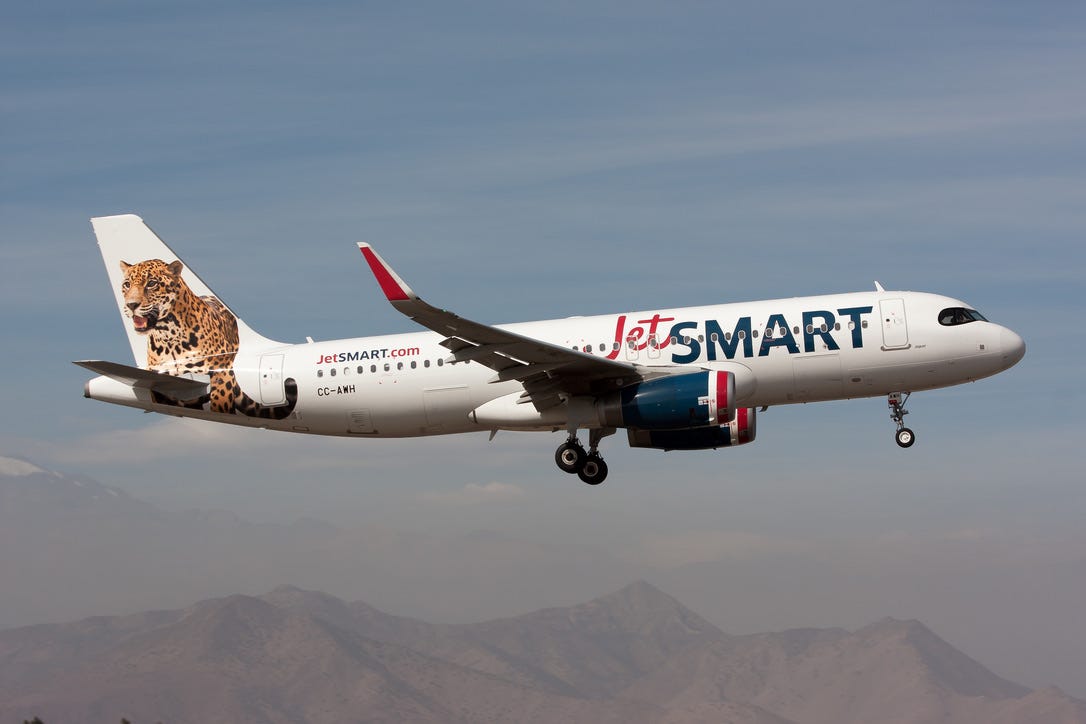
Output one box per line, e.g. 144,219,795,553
3,0,1086,695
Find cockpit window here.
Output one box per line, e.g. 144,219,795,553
938,307,988,326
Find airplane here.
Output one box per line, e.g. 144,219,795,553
77,214,1026,485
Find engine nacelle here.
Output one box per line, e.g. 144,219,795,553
627,406,757,451
599,370,736,431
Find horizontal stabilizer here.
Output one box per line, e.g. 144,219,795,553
73,360,209,398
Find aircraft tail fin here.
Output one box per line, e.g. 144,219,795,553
90,214,279,368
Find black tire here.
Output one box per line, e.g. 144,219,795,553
577,454,608,485
895,427,916,448
555,442,586,473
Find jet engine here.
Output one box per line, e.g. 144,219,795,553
627,406,757,451
598,370,737,430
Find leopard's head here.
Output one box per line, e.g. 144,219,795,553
119,259,186,333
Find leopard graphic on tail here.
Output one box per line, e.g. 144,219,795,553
119,258,297,419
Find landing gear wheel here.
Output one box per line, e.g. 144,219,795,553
555,441,586,474
577,454,608,485
887,392,916,450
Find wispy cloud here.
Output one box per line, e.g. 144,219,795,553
417,481,528,506
48,418,282,466
635,530,810,568
378,88,1086,191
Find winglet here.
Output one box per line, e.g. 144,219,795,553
358,243,416,302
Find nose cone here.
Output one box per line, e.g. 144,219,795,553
1000,327,1026,367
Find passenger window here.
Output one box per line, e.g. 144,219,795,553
357,365,364,374
411,361,417,369
437,359,443,367
397,362,403,370
710,332,719,342
330,368,337,377
371,364,377,373
317,369,323,378
384,363,390,372
424,360,430,368
806,324,814,334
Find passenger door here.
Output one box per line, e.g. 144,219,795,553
879,299,910,349
258,354,286,405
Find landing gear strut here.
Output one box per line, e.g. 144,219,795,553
888,392,915,448
554,428,614,485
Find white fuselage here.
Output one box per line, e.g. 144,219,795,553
86,289,1024,438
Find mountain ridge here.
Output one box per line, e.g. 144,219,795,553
3,582,1084,724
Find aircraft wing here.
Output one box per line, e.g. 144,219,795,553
74,360,210,399
358,243,651,410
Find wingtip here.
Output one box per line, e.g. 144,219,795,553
358,243,415,302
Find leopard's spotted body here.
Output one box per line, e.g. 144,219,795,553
120,259,296,418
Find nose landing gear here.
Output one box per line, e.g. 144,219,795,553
888,392,915,448
555,428,614,485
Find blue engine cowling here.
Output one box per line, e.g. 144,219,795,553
599,370,736,431
627,406,757,450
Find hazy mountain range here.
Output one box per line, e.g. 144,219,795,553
2,581,1084,724
3,455,1085,723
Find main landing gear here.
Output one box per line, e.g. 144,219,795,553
888,392,915,448
555,428,614,485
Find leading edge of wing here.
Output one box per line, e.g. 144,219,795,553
356,243,639,387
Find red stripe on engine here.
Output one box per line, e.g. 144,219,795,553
360,247,411,301
736,407,749,444
716,371,729,421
